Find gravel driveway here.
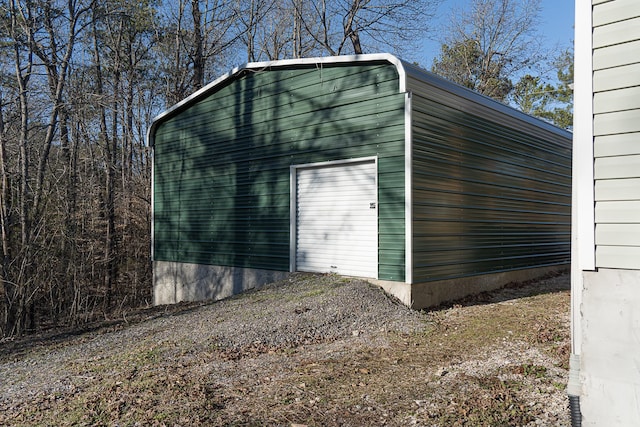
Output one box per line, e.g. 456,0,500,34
0,272,571,426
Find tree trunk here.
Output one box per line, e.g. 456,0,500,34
0,91,12,336
344,0,363,55
191,0,205,90
293,0,303,58
91,15,116,310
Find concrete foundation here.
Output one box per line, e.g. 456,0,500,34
373,265,568,309
580,268,640,426
153,261,290,305
154,261,567,310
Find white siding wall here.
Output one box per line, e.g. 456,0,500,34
593,0,640,269
575,1,640,425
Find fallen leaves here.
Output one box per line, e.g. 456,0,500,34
0,273,571,426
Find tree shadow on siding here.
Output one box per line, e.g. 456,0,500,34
156,61,406,301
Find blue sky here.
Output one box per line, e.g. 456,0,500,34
416,0,575,67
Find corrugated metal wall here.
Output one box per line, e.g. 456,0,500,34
406,70,572,283
593,0,640,270
153,63,407,280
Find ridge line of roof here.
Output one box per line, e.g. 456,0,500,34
146,53,571,147
146,53,405,147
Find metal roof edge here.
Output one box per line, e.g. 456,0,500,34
146,53,406,147
399,60,573,140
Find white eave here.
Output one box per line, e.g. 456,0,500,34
145,52,571,147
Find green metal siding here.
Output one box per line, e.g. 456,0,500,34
153,63,406,280
406,73,572,283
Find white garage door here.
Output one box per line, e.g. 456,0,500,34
295,160,378,278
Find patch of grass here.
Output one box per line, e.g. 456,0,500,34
421,375,535,427
41,364,225,426
301,288,329,298
132,345,162,364
514,362,548,379
426,291,570,358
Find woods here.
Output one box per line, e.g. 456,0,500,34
0,0,155,336
430,0,573,129
0,0,440,337
0,0,571,337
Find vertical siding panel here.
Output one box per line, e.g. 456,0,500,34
596,178,640,201
593,40,640,70
593,87,640,114
593,63,640,92
594,111,640,135
594,155,640,179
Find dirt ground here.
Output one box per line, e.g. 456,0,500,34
0,272,571,426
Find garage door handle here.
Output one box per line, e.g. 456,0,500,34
370,202,376,209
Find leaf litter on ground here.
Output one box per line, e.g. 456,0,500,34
0,271,571,426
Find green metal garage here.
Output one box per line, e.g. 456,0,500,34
147,53,571,308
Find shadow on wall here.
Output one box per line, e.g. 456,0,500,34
153,62,406,304
153,260,289,305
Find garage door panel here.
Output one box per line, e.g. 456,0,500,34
297,242,378,254
298,196,374,203
296,258,377,276
297,208,375,218
297,236,377,247
297,189,375,200
298,178,375,186
297,252,378,266
296,233,378,243
300,218,377,227
295,160,378,278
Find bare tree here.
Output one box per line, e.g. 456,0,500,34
159,0,240,103
431,0,544,102
0,82,13,336
236,0,272,62
85,0,160,311
235,0,314,62
0,0,158,336
305,0,438,56
235,0,438,62
0,0,93,335
292,0,304,57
